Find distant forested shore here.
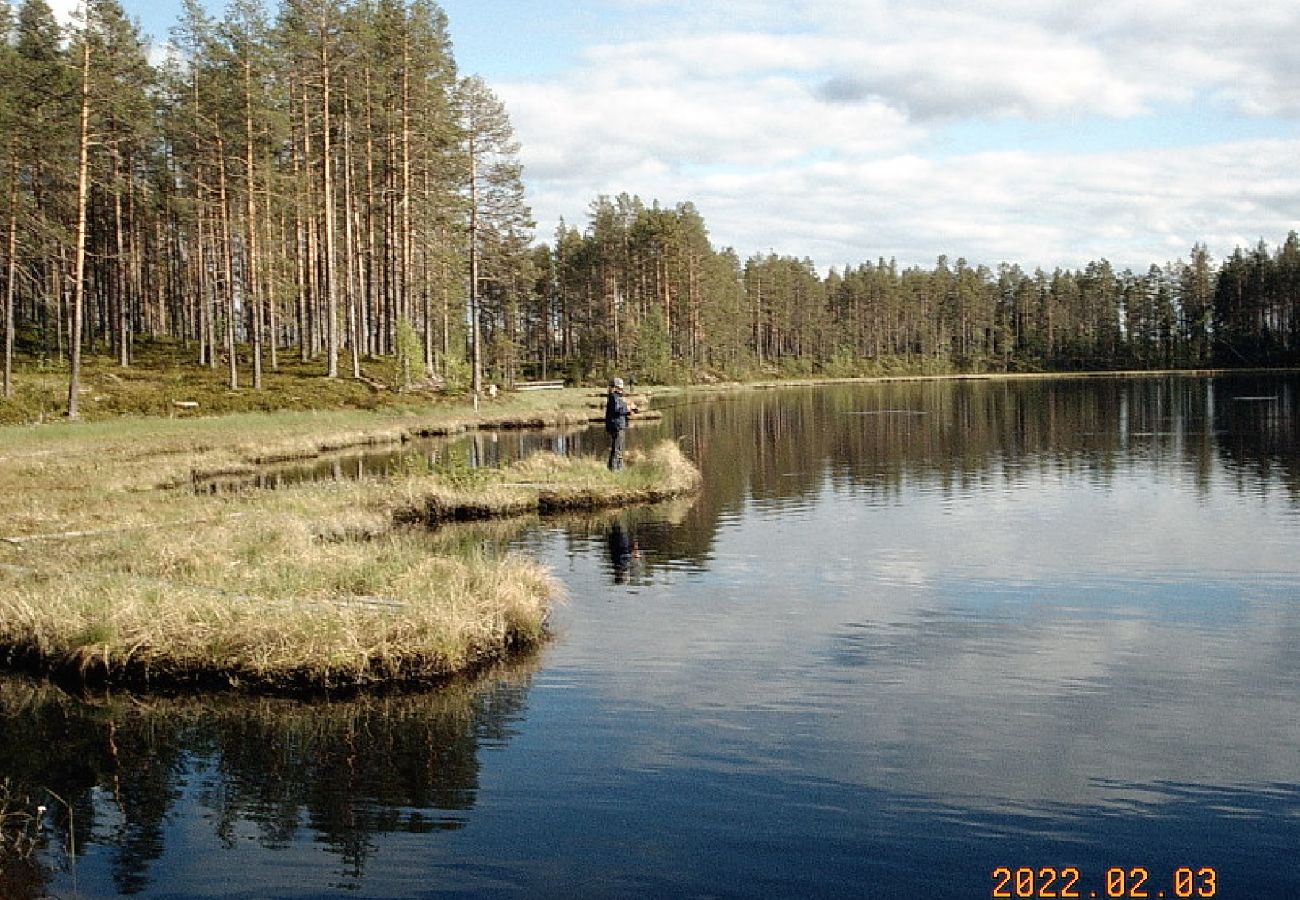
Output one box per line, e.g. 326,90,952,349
1,0,1296,422
541,198,1300,382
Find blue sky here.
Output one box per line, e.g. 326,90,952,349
89,0,1300,272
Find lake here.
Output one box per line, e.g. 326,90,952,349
3,374,1298,899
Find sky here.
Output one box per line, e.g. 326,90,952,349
74,0,1300,272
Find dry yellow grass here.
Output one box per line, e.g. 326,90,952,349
0,394,699,692
390,441,701,525
0,506,558,690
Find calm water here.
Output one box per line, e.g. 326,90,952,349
3,374,1299,899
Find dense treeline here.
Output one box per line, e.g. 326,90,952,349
1,0,529,413
1,0,1297,417
531,197,1300,382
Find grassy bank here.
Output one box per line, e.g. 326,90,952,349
9,354,1253,693
0,341,670,428
0,383,699,691
391,441,700,525
0,515,556,692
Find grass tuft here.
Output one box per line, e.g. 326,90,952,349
0,391,696,693
0,369,698,693
389,440,701,525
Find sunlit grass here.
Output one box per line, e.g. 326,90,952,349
0,479,558,690
381,440,700,525
0,381,698,691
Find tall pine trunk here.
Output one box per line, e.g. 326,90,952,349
216,139,237,389
3,147,17,399
266,192,279,370
401,33,413,336
320,22,339,379
245,57,262,389
342,79,360,380
67,39,92,420
468,136,481,397
112,153,129,367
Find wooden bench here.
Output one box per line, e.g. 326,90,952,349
514,380,566,391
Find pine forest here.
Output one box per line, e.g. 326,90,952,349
1,0,1297,419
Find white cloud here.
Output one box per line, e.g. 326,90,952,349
552,466,1300,809
495,0,1300,271
499,60,919,179
46,0,78,22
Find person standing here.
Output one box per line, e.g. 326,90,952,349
604,377,637,470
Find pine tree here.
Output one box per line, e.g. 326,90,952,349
455,74,530,396
1,2,17,398
14,0,73,361
67,24,92,419
222,0,275,388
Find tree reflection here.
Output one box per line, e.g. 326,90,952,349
667,375,1300,513
0,778,47,900
0,655,538,896
559,375,1299,583
1212,376,1300,497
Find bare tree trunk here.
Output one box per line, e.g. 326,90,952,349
245,57,262,389
689,249,700,365
297,82,316,362
4,147,17,399
216,140,238,390
112,153,130,367
342,80,360,380
320,22,339,379
363,67,378,358
55,246,65,360
196,198,209,365
419,169,432,374
190,77,214,368
439,226,450,371
67,39,92,420
383,134,396,357
292,136,309,362
469,137,481,397
128,162,145,343
401,33,413,333
267,194,279,370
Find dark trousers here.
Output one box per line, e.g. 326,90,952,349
607,428,625,470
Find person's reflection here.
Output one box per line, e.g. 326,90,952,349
607,521,641,584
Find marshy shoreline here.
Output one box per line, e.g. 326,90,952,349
0,389,699,695
4,365,1287,696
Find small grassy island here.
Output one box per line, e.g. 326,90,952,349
0,389,700,694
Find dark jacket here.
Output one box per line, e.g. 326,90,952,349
604,391,631,433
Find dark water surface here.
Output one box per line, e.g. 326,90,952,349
4,374,1299,899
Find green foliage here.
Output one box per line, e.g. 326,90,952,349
430,455,494,490
441,353,472,395
631,305,673,384
821,347,861,378
0,0,1293,412
531,190,1300,380
394,319,423,389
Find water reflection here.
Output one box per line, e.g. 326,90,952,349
191,427,600,493
501,374,1300,895
605,522,642,585
511,500,705,590
664,375,1300,513
0,655,538,898
6,375,1299,897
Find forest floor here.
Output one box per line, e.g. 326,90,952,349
0,355,700,693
